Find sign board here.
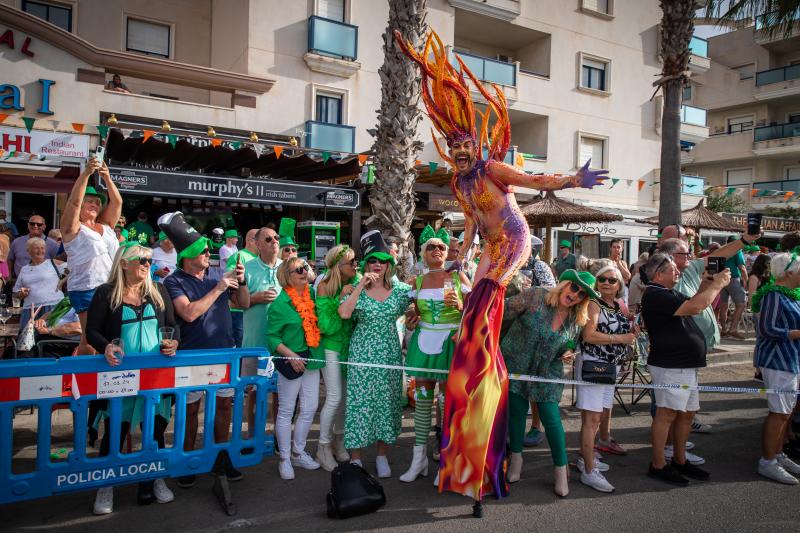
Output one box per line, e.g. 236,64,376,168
97,369,140,398
105,166,361,210
559,221,657,239
428,193,461,212
0,126,89,158
721,212,798,233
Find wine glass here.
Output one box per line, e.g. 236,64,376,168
0,307,11,333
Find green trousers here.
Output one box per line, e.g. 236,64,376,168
509,391,567,466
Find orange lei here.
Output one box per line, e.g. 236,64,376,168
285,286,321,348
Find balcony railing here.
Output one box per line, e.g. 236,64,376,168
754,122,800,142
680,104,707,126
755,64,800,86
682,175,705,195
753,179,800,193
308,16,358,61
482,146,517,165
452,50,517,87
688,36,708,58
755,8,800,31
305,121,356,154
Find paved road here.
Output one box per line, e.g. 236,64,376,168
3,363,799,532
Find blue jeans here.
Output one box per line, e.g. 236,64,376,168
231,311,244,348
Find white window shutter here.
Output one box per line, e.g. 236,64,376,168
580,136,604,168
726,168,752,185
127,19,170,57
318,0,345,21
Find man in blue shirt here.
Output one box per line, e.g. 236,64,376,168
161,212,249,487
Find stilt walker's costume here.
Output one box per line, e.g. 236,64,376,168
395,30,607,502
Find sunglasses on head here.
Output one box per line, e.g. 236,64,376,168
367,257,390,265
28,222,44,227
129,256,152,266
283,247,297,253
567,282,587,299
427,244,447,252
292,263,309,275
597,276,618,285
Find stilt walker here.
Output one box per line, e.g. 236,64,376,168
395,30,608,516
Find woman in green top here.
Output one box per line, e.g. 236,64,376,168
315,244,359,470
267,256,326,481
401,235,470,483
500,269,596,497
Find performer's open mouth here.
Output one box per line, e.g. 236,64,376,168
455,155,470,169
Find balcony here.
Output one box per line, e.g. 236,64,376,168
304,16,361,78
686,131,754,165
687,36,710,73
453,50,517,87
652,175,707,208
305,121,355,154
753,122,800,157
754,65,800,100
754,9,800,50
679,104,709,144
448,0,520,21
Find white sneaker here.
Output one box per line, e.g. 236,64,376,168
433,470,440,487
758,460,799,485
279,459,295,480
686,441,695,451
664,445,705,465
580,468,615,493
291,451,321,470
777,453,800,475
93,486,114,515
153,479,174,504
375,455,391,478
576,456,609,473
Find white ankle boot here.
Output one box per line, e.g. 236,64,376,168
316,443,338,472
554,465,569,497
332,433,350,462
507,452,523,483
400,445,429,482
375,455,391,478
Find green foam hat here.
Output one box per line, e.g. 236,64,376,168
559,269,600,300
559,239,571,249
279,217,297,248
84,186,106,205
224,229,238,239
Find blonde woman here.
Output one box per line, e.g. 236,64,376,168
84,244,179,515
501,269,597,496
314,244,360,470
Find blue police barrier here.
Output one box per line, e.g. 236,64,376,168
0,348,276,505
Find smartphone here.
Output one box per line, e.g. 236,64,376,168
91,145,105,163
706,256,725,275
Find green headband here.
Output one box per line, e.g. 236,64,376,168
333,245,351,265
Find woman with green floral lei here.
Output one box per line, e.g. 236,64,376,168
400,226,471,483
314,244,360,471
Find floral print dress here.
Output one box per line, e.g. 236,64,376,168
344,281,411,449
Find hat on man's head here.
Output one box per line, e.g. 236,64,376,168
224,229,238,239
158,212,209,261
360,229,394,271
559,239,571,249
279,217,297,248
157,231,168,242
84,186,106,205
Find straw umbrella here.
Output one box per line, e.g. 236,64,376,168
520,191,624,261
635,198,745,232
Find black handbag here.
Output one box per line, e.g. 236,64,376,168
326,462,386,519
581,359,617,384
274,349,310,380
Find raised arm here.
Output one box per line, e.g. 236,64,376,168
60,158,101,243
96,162,122,228
675,269,730,316
488,159,607,191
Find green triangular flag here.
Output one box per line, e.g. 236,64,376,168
652,181,660,186
21,117,35,133
96,125,109,139
4,150,14,159
322,151,331,164
610,178,619,188
758,190,770,197
167,134,177,148
726,187,737,195
231,141,242,150
429,162,439,175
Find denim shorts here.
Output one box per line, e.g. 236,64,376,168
68,288,97,313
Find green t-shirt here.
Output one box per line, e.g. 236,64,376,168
725,250,745,279
675,258,720,350
127,220,155,246
267,290,324,370
226,248,258,313
241,257,282,349
552,253,576,277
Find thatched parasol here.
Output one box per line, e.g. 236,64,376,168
635,199,744,232
520,191,623,261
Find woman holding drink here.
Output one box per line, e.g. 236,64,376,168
85,243,179,515
400,232,470,482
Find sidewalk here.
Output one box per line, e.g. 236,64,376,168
710,335,756,366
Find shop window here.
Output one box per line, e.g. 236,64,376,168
725,168,752,186
317,0,345,21
579,54,611,94
578,133,608,170
23,1,72,32
316,94,343,125
727,115,754,133
126,18,171,59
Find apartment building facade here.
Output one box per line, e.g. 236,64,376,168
0,0,682,259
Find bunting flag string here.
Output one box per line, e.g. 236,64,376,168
273,146,283,159
429,162,439,175
610,178,619,189
142,129,155,143
71,123,85,133
21,117,35,133
0,113,8,124
637,180,646,191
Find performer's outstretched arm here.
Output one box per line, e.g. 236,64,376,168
488,159,608,191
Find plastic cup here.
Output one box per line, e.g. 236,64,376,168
111,338,124,361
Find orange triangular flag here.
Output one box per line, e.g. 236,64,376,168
273,146,283,158
414,159,422,167
0,114,8,124
72,123,85,133
211,138,222,147
637,180,645,191
358,154,368,165
142,129,155,142
751,189,759,197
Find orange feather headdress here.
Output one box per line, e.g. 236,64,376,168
394,29,511,165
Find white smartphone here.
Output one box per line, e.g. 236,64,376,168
91,145,105,163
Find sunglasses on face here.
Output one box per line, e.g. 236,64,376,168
597,276,618,285
28,222,44,227
263,236,277,243
341,258,358,267
129,256,152,266
367,257,390,265
200,248,210,256
427,244,447,252
283,247,297,253
567,282,587,299
291,263,310,275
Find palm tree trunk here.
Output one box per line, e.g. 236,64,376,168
366,0,427,280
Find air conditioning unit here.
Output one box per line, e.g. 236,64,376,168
497,54,513,63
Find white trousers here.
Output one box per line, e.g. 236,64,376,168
319,349,346,445
276,369,320,460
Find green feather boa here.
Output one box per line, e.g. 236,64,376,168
750,279,800,313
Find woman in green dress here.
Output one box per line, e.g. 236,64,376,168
501,269,597,497
338,230,411,478
400,232,470,482
267,256,326,480
314,244,360,470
